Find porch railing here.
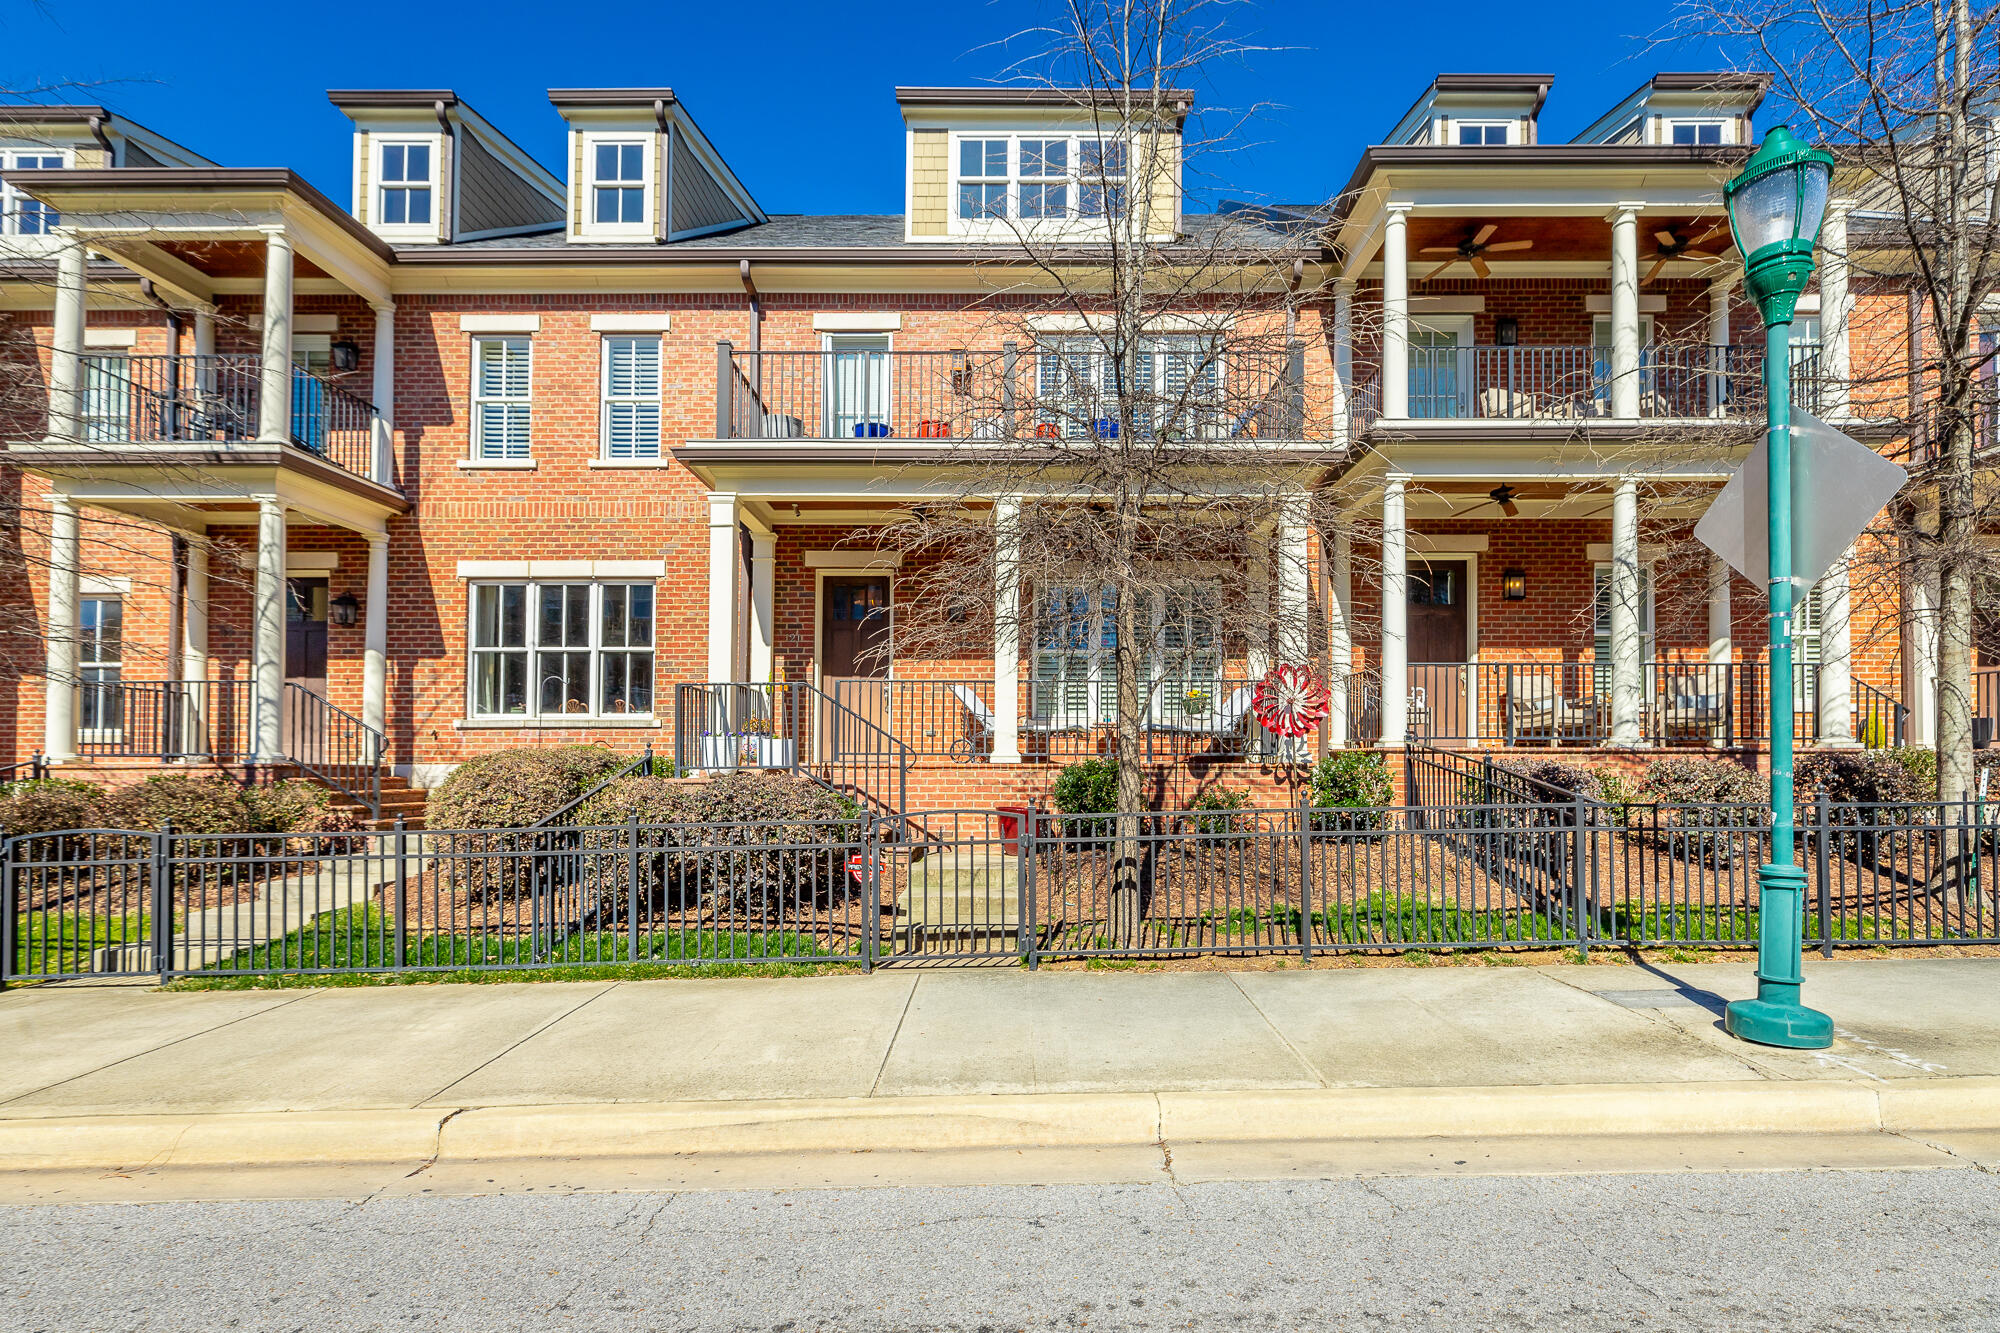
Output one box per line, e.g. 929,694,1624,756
281,683,383,820
674,681,911,819
715,341,1311,442
79,353,387,488
73,679,257,762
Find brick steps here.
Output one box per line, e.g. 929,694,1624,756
327,774,430,831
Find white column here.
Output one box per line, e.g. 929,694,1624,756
1818,551,1857,747
253,499,287,762
1328,531,1353,747
1331,279,1354,423
1706,282,1734,416
1821,203,1852,418
991,496,1023,764
1706,555,1732,665
1381,207,1410,419
370,301,396,484
706,492,739,683
1608,477,1645,745
362,532,389,739
1609,207,1641,419
181,538,210,747
192,307,217,398
42,496,79,761
1909,574,1939,746
748,531,776,683
46,236,87,442
257,230,294,443
1379,477,1408,747
1276,495,1310,664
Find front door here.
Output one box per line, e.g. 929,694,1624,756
284,577,328,757
1408,560,1470,743
822,576,891,758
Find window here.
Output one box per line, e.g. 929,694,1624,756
1032,582,1220,725
1668,120,1726,146
1592,564,1657,664
591,141,648,226
1079,139,1127,219
601,336,662,458
1034,335,1224,439
826,333,890,438
376,142,432,227
1,150,63,235
80,354,131,441
957,138,1009,221
1018,138,1069,220
470,581,655,718
78,596,122,735
471,337,532,460
1456,122,1511,146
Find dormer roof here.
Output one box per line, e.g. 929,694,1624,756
0,104,215,168
1383,74,1555,146
894,86,1195,124
1571,72,1771,145
546,88,763,243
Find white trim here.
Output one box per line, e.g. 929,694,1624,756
813,312,904,332
455,559,668,579
587,457,677,469
578,129,657,240
285,551,340,572
456,458,538,470
589,313,673,332
294,314,341,334
1026,312,1228,334
370,134,443,241
1584,294,1668,315
79,575,132,595
1409,533,1489,553
459,314,542,333
82,328,137,349
803,550,904,569
1409,295,1486,314
454,717,662,731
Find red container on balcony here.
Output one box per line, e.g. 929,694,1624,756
916,419,951,437
995,804,1042,854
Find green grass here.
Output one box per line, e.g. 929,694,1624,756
169,906,862,989
14,911,151,977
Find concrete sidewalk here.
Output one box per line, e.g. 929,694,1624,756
2,958,1998,1184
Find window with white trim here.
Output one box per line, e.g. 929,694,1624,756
1079,139,1127,218
955,133,1133,227
957,138,1009,221
590,140,648,227
1667,119,1727,146
1455,122,1512,146
1032,581,1220,724
1,150,63,235
469,581,655,718
80,353,130,442
1019,138,1069,220
600,335,662,458
78,595,123,735
471,336,532,460
375,141,433,227
1592,564,1656,664
1034,335,1223,439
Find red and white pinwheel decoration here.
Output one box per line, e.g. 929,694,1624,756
1252,664,1332,739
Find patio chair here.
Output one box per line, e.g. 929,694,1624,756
1503,672,1596,744
1148,684,1259,754
1477,386,1541,420
1654,673,1731,746
946,683,1067,760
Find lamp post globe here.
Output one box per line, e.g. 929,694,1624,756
1722,125,1838,1050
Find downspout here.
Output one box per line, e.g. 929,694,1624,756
739,260,761,433
86,115,114,161
139,280,186,437
655,99,672,246
434,100,453,242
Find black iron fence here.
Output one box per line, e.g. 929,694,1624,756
74,679,256,762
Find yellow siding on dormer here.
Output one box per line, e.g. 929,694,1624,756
911,128,948,237
356,131,370,225
1136,129,1182,241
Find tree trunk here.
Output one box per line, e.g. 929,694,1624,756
1109,488,1147,946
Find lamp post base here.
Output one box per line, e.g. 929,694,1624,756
1724,992,1835,1049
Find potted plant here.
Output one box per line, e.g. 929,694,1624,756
738,714,797,769
1180,686,1212,718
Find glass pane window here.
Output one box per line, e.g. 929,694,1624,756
78,596,123,733
1019,138,1070,220
601,336,662,458
469,581,655,719
1457,123,1510,146
2,151,63,235
377,142,433,226
1670,121,1724,146
1035,583,1116,724
473,337,532,459
592,142,647,225
1155,585,1221,722
80,354,131,441
1079,139,1128,218
957,138,1009,220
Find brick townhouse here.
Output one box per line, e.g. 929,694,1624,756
0,73,1955,819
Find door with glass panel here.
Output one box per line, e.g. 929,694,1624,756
1407,562,1469,743
1408,328,1465,418
77,596,124,744
827,335,890,438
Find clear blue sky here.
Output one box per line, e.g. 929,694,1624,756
9,0,1688,215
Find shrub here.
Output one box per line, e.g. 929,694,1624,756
1635,757,1768,866
1051,758,1120,837
1640,756,1768,808
1307,751,1392,833
575,771,861,921
1796,749,1930,809
1186,786,1252,840
1884,746,1938,796
1497,757,1604,803
102,774,254,835
428,745,626,831
0,778,108,837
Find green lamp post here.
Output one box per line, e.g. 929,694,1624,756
1722,126,1837,1050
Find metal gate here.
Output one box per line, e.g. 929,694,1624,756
872,809,1036,965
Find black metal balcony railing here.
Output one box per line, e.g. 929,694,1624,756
715,343,1310,443
74,678,256,762
79,353,385,486
1351,342,1824,429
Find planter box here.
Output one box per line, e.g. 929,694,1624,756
696,734,797,770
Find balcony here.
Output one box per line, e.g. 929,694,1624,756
1350,342,1824,431
711,344,1312,444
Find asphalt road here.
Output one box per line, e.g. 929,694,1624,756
6,1168,1999,1332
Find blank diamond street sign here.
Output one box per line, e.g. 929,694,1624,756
1694,408,1908,589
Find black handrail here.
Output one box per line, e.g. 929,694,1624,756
281,683,383,820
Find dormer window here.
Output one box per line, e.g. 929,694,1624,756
376,141,433,226
591,141,648,225
958,138,1009,220
953,132,1132,230
1668,119,1727,145
1019,139,1069,219
1455,122,1512,146
1080,139,1127,218
1,150,64,235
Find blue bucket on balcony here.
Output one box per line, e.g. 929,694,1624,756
1093,418,1119,439
853,421,891,438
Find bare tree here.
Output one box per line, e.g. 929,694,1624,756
1663,0,2000,800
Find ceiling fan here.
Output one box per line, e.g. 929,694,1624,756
1643,222,1732,283
1462,484,1521,518
1419,224,1535,281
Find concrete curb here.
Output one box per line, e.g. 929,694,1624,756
2,1078,1996,1173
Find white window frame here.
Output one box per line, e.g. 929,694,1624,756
78,594,124,740
470,336,533,461
79,352,131,442
599,334,663,459
1664,118,1731,147
1031,580,1222,725
467,580,657,720
949,130,1134,237
0,146,68,236
1451,120,1515,146
581,133,654,238
373,138,437,235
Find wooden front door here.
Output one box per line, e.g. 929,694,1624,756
1408,560,1470,743
822,576,892,758
283,577,328,757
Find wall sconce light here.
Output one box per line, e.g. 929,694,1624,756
330,339,361,372
1502,568,1527,601
1494,317,1519,347
329,590,361,626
